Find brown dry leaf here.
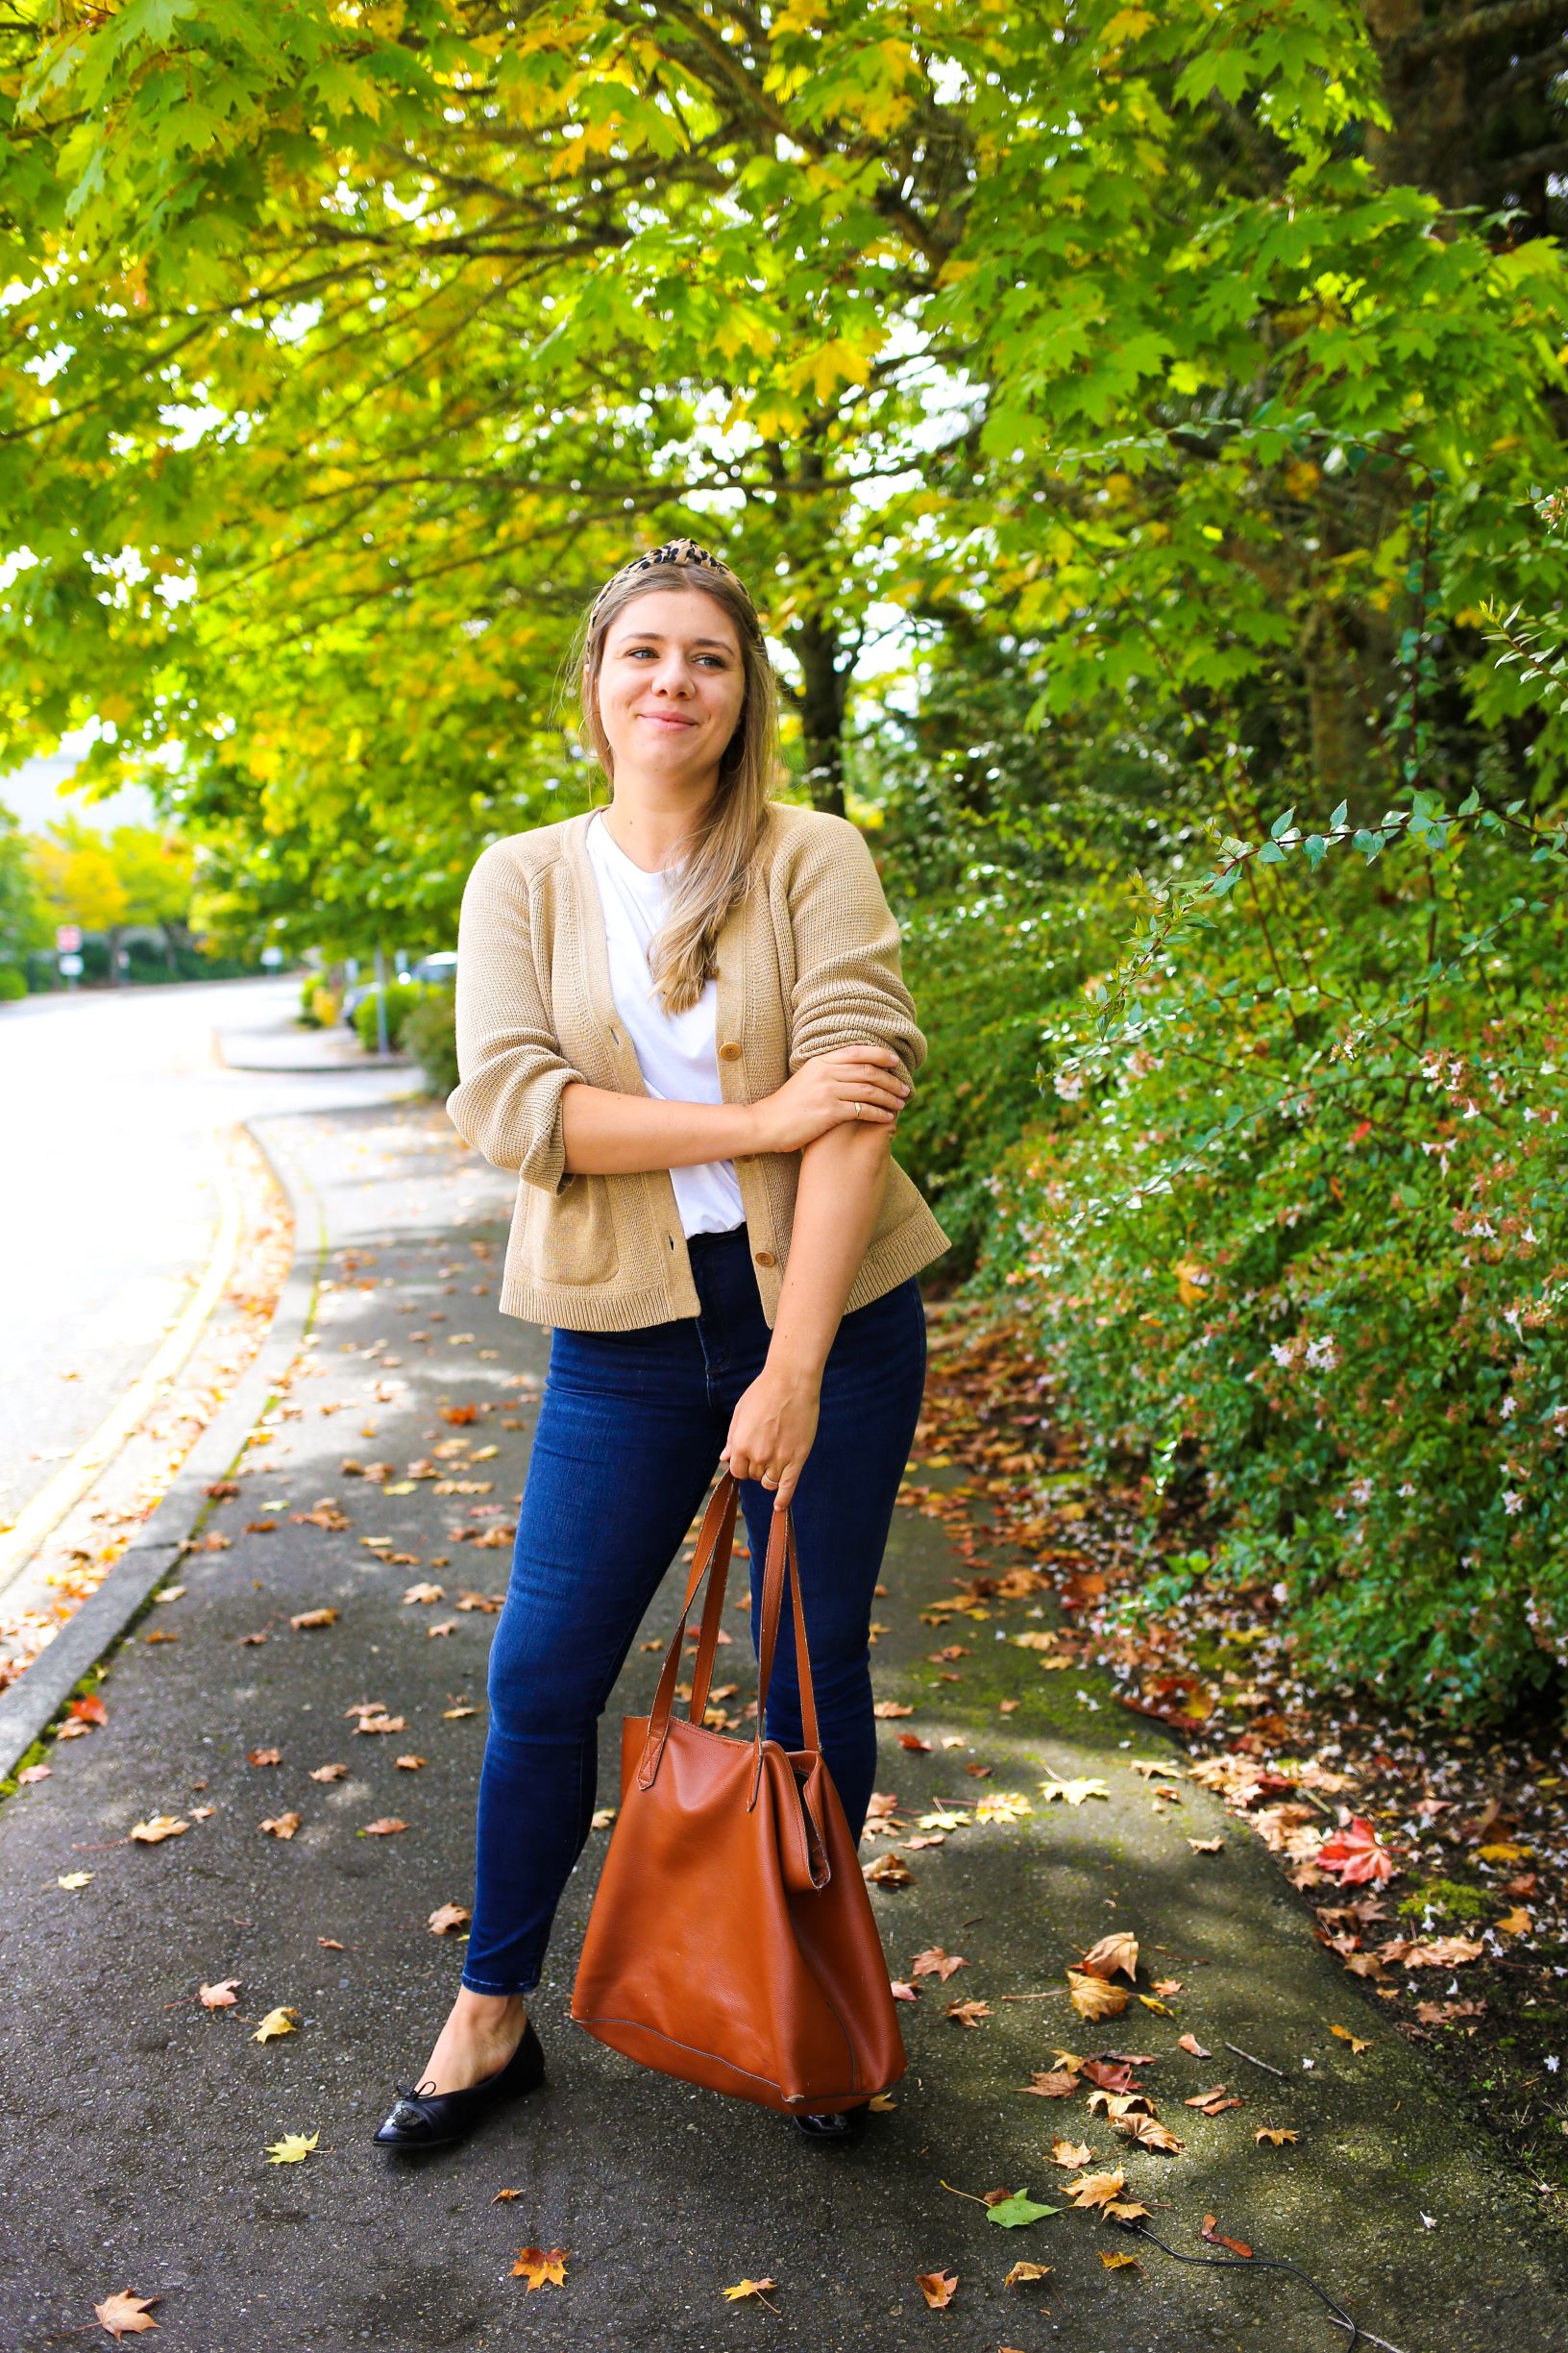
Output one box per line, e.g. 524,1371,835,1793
890,1980,919,2003
1003,2261,1053,2287
1079,1931,1139,1984
359,1817,406,1836
402,1581,446,1605
869,2092,897,2111
1188,1837,1224,1853
916,2269,958,2310
872,1701,915,1719
1050,2138,1094,2169
1201,2215,1254,2259
259,1812,302,1839
1087,2090,1154,2121
1117,2114,1185,2153
1330,2025,1372,2053
318,1938,344,1950
493,2188,525,2202
1401,1935,1484,1968
429,1902,471,1935
128,1816,187,1845
1153,1978,1184,1998
1184,2086,1242,2116
864,1852,913,1888
395,1754,426,1771
198,1978,240,2009
511,2246,570,2290
309,1763,349,1782
17,1764,50,1783
945,1998,991,2027
1100,2251,1140,2271
252,2006,299,2043
911,1947,968,1983
246,1748,282,1768
290,1608,339,1630
1177,2032,1212,2058
897,1731,933,1752
93,2289,160,2339
1106,2199,1152,2221
1018,2070,1079,2099
1255,2126,1298,2145
69,1695,109,1726
355,1714,406,1735
1062,2169,1126,2210
1067,1971,1129,2022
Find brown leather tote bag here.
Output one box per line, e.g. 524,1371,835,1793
571,1472,906,2114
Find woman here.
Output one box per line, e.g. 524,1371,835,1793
374,537,950,2155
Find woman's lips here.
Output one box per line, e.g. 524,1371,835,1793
638,711,698,729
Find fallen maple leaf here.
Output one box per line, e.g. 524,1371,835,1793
259,1813,301,1839
1067,1971,1129,2022
429,1902,471,1935
1177,2033,1212,2058
58,1870,93,1890
864,1852,913,1887
1401,1935,1484,1968
1062,2169,1126,2210
916,2269,958,2309
872,1701,915,1719
247,1748,282,1768
985,2190,1060,2228
129,1816,187,1845
511,2246,570,2289
199,1978,241,2010
870,2092,897,2111
1255,2126,1298,2145
493,2188,524,2201
1116,2114,1185,2153
1316,1816,1395,1887
265,2129,319,2165
309,1762,348,1781
402,1581,446,1605
290,1608,339,1630
93,2289,160,2339
898,1732,933,1752
911,1947,968,1983
17,1763,50,1782
945,1998,991,2027
1188,1837,1224,1853
1078,1931,1139,1984
1051,2138,1094,2168
253,2006,299,2043
1018,2070,1078,2098
355,1714,406,1735
69,1696,109,1726
1040,1777,1109,1805
1003,2261,1053,2287
358,1817,406,1836
1201,2214,1254,2259
1329,2025,1372,2053
721,2278,779,2307
890,1979,919,2002
1101,2251,1140,2270
395,1754,426,1771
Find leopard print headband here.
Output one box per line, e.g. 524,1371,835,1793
587,536,759,633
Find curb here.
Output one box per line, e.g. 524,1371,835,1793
0,1115,325,1783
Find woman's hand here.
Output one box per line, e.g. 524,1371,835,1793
720,1364,821,1512
751,1045,909,1155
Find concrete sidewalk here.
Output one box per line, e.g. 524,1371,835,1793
1,1097,1564,2353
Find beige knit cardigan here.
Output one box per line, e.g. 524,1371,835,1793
446,799,952,1331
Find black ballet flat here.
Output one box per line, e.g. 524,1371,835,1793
792,2101,870,2146
373,2017,546,2152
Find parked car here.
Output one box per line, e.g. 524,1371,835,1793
340,951,455,1025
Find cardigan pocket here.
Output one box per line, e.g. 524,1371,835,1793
515,1169,620,1286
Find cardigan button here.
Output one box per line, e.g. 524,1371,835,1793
718,1041,742,1061
753,1249,776,1268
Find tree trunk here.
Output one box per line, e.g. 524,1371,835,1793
796,611,848,816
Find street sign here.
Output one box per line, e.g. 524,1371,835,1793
58,951,85,976
56,924,82,951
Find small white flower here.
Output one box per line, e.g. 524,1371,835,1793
1302,2057,1315,2071
1547,2055,1561,2074
1500,1395,1517,1420
1420,2213,1436,2231
1503,1490,1524,1516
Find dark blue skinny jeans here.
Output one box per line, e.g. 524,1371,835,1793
460,1224,927,1997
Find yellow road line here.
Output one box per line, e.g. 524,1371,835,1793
0,1121,246,1600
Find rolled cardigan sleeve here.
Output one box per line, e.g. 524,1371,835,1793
786,817,927,1097
446,842,586,1192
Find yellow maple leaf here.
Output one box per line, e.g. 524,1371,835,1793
265,2129,319,2165
511,2245,570,2289
252,2006,299,2043
721,2277,779,2304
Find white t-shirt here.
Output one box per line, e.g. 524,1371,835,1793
584,807,746,1238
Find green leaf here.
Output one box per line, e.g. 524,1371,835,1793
986,2191,1061,2229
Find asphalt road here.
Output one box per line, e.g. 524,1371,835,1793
0,976,417,1535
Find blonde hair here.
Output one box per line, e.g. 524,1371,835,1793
569,554,781,1017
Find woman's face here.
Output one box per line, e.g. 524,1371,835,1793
595,586,747,787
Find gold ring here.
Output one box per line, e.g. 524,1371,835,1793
851,1099,862,1115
